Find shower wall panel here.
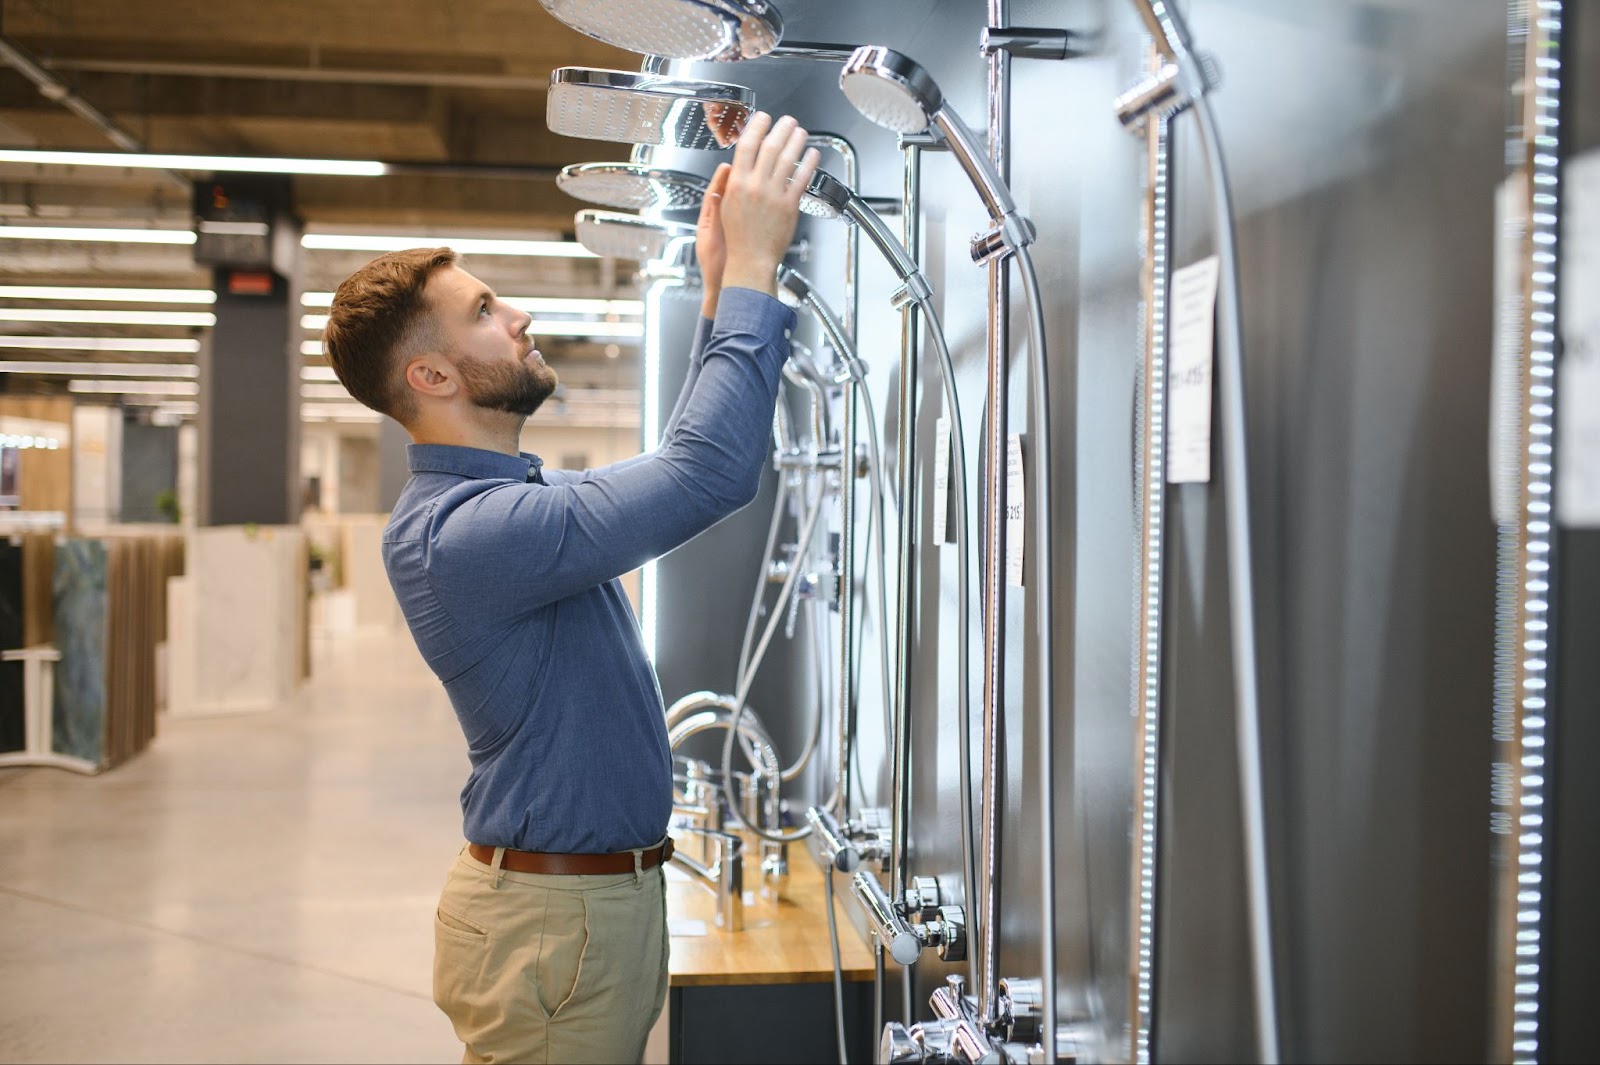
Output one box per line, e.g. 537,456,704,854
642,2,1514,1060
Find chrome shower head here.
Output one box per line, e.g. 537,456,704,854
795,166,926,295
840,46,1029,255
796,168,850,221
558,162,710,214
539,0,782,61
838,46,943,135
547,68,753,150
575,209,696,261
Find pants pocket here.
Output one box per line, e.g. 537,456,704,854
530,888,590,1021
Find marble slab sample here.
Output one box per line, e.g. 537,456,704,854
51,538,107,767
169,526,306,715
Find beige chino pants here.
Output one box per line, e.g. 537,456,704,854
433,846,670,1064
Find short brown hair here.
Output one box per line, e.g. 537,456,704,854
321,247,458,424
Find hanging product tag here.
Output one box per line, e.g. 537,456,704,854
933,417,952,545
1559,148,1600,528
1007,433,1025,587
1167,254,1221,484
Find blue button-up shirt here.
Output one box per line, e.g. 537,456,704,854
383,288,794,853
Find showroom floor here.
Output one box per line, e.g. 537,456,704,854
0,626,469,1064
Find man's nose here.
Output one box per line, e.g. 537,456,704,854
513,309,533,336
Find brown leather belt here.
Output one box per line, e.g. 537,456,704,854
467,837,675,876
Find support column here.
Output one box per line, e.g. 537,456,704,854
194,174,302,526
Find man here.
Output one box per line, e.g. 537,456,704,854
320,112,821,1064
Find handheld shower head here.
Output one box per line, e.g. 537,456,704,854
559,162,710,214
838,46,943,135
796,167,928,301
547,68,753,150
538,0,783,61
841,47,1031,257
575,209,696,262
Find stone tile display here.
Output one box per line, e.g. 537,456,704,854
52,538,107,766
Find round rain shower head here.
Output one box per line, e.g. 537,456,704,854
559,163,710,214
538,0,783,61
547,68,753,150
574,209,696,261
839,46,943,135
797,168,851,220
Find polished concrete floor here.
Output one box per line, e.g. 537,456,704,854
0,626,470,1063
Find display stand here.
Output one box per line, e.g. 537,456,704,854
0,646,98,774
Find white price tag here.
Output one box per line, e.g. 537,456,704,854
1006,434,1025,587
1166,255,1221,484
933,417,952,545
1559,149,1600,527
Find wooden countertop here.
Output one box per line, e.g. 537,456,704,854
665,849,877,987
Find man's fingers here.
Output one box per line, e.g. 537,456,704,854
753,114,798,179
774,124,810,189
699,163,731,227
787,147,823,205
731,111,771,174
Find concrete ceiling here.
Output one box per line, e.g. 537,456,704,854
0,0,653,414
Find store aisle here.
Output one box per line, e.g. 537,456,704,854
0,627,468,1064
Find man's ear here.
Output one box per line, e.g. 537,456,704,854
404,353,457,400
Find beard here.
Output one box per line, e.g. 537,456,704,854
453,348,558,416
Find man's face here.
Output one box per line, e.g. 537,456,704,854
424,265,557,415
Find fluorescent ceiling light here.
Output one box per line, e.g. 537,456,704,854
0,225,195,244
301,233,594,258
302,402,383,422
0,335,199,352
0,309,214,327
68,379,200,396
531,319,643,339
301,366,339,382
0,149,387,177
300,313,640,338
301,382,355,400
301,291,641,315
301,341,325,357
0,361,197,377
0,286,214,304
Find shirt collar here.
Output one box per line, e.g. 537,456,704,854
406,443,543,482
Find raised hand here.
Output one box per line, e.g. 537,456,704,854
696,163,731,318
718,112,823,297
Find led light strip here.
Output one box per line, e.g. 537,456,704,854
1131,107,1172,1065
1496,4,1563,1062
638,275,684,662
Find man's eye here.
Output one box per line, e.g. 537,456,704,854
478,302,490,316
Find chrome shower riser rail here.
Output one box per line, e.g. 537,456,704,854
977,0,1012,1029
